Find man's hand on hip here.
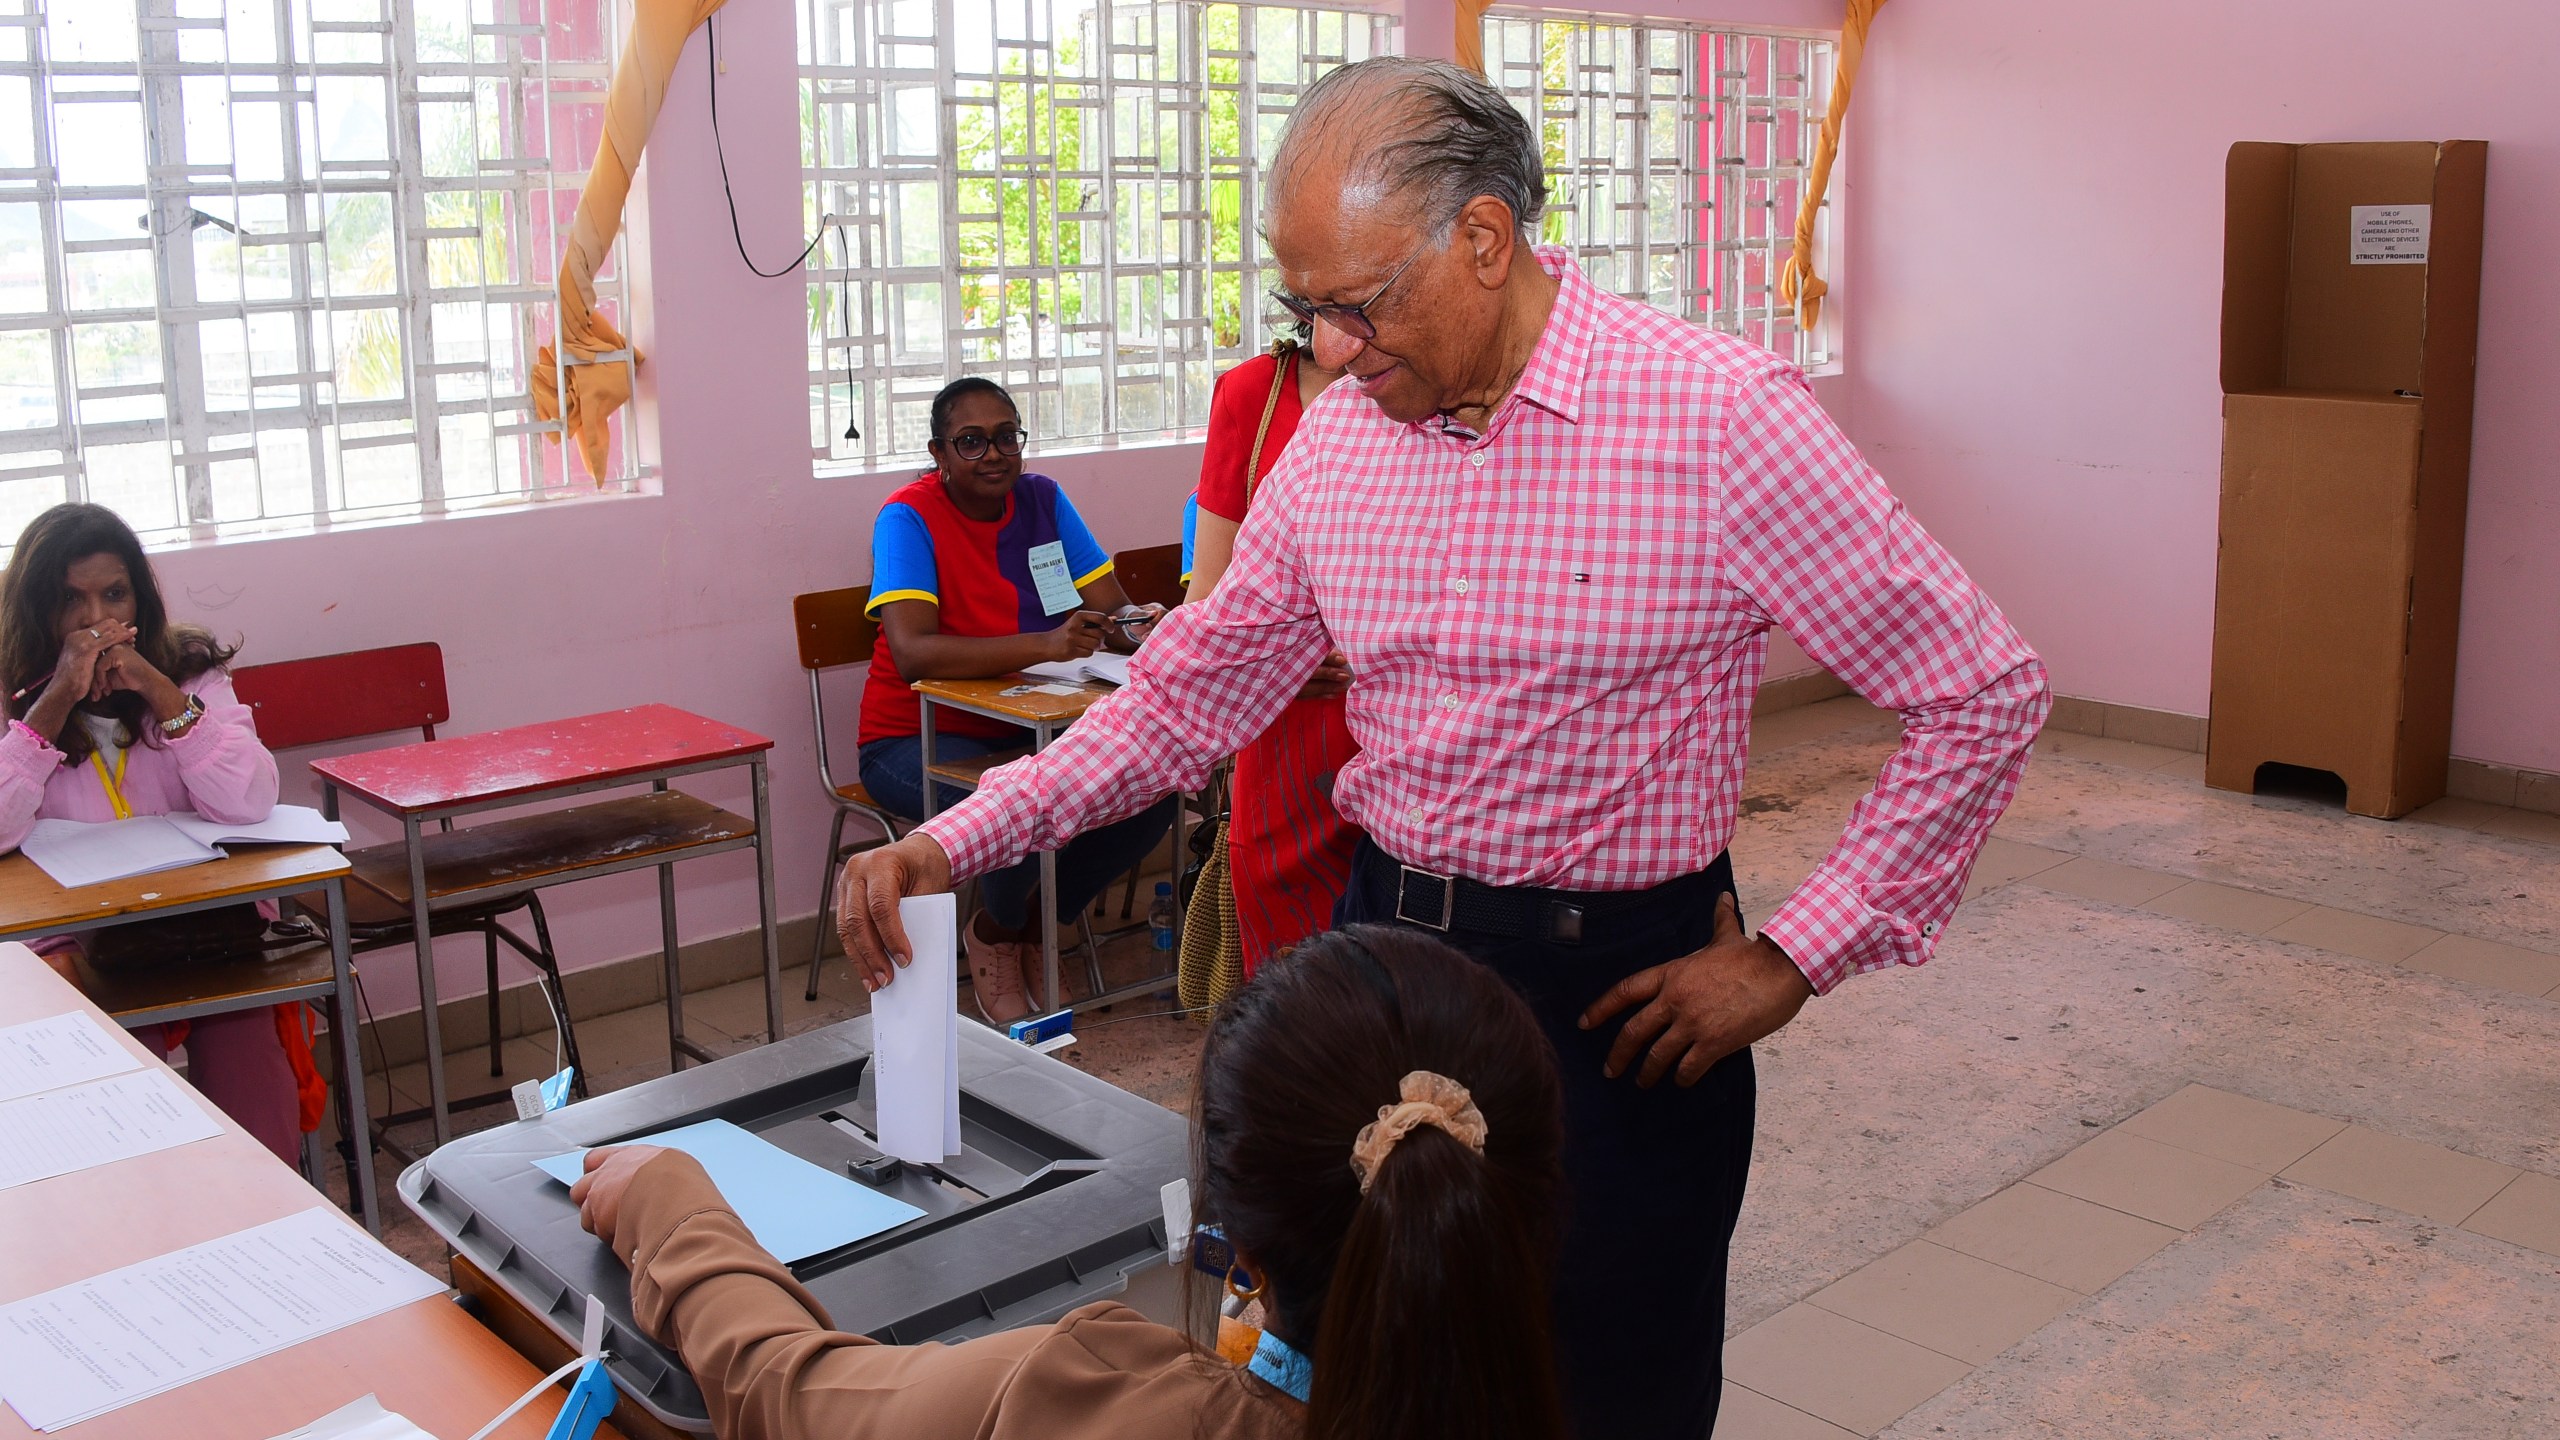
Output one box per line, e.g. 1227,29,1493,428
834,833,955,992
1577,893,1815,1087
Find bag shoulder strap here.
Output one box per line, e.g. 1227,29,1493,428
1240,340,1296,512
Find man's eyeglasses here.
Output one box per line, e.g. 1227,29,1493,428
945,427,1027,461
1269,242,1427,343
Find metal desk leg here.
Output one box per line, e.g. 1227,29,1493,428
1033,720,1059,1011
326,876,381,1234
657,779,686,1070
918,703,940,821
752,757,783,1042
406,815,451,1149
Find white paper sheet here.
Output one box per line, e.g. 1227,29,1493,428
17,816,217,888
164,805,350,848
871,893,961,1163
263,1395,436,1440
0,1012,139,1103
0,1069,224,1191
0,1207,446,1431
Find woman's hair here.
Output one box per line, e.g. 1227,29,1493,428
1,502,235,761
1195,925,1568,1440
927,376,1017,443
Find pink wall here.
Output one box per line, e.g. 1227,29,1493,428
1845,0,2560,771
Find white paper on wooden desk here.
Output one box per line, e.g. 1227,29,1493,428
0,1068,222,1191
0,1012,139,1103
871,893,961,1164
263,1395,436,1440
0,1207,445,1431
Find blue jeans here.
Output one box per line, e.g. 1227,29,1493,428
859,732,1175,932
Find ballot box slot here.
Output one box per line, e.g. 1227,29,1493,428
792,1156,1110,1279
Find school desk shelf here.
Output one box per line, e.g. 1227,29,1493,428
311,704,780,1150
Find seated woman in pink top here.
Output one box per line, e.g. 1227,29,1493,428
1,503,308,1162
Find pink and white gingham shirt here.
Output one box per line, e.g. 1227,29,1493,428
920,248,2050,993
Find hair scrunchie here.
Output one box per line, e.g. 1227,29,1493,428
1349,1070,1489,1193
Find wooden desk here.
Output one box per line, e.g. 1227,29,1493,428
0,845,377,1233
311,705,780,1149
0,941,619,1440
911,677,1183,1013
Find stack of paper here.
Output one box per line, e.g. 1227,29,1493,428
17,805,349,888
1020,650,1132,688
533,1118,924,1263
872,893,962,1164
0,1209,446,1431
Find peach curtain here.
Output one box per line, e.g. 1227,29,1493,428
532,0,731,481
1455,0,1497,76
1778,0,1887,335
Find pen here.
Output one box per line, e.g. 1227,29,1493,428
7,677,41,706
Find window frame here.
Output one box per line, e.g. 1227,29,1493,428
796,0,1397,475
0,0,642,559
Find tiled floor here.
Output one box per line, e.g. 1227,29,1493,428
294,697,2560,1435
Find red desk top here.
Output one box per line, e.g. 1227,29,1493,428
310,703,773,814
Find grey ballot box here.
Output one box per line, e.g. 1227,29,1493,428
397,1016,1197,1435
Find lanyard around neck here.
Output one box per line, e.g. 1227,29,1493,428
89,743,131,820
1247,1328,1313,1404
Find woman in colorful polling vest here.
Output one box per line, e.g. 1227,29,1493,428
0,502,318,1163
570,925,1569,1440
856,377,1175,1023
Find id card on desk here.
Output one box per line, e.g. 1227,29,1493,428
1025,541,1082,615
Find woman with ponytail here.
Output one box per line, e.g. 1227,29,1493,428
568,925,1568,1440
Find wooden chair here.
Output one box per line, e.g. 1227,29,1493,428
1114,542,1186,611
231,643,587,1134
793,587,908,1000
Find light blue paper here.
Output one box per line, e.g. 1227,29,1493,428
534,1119,924,1262
539,1068,575,1112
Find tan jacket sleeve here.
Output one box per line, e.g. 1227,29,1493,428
619,1151,1100,1440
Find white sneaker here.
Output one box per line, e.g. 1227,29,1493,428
963,915,1033,1025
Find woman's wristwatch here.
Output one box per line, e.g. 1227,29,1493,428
158,692,204,735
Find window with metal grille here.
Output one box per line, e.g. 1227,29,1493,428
798,0,1393,470
1485,12,1835,370
0,0,634,556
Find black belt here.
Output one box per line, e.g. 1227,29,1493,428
1355,843,1711,946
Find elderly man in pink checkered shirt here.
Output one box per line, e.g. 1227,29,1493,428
838,56,2049,1439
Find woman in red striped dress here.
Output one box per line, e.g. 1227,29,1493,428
1187,339,1362,975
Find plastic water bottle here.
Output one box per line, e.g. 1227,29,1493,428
1149,882,1176,951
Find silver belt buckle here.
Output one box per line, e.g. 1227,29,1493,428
1394,864,1456,932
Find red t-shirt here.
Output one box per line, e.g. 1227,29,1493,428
1196,349,1306,523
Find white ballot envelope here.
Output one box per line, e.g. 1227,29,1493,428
870,893,962,1163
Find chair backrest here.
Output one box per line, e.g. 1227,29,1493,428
230,642,449,750
1114,542,1185,610
794,586,877,673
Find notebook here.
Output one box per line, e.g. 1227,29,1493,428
1021,650,1132,688
17,806,350,889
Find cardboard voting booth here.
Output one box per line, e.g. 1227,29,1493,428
2207,139,2487,818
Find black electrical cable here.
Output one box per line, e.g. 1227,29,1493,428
705,16,823,278
705,14,859,439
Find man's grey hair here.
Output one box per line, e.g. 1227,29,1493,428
1272,57,1548,241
